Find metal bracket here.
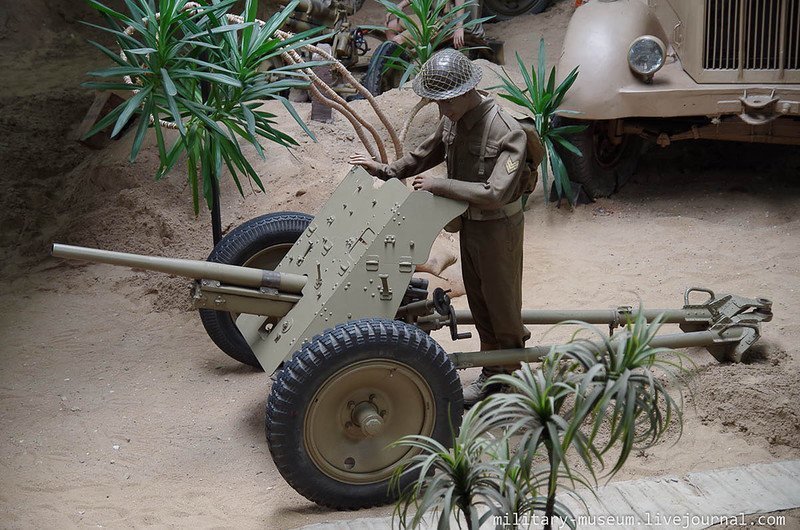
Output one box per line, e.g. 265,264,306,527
682,287,772,361
739,89,779,125
378,274,392,300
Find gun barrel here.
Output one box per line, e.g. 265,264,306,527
51,243,308,295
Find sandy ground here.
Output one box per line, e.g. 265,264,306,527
1,0,799,528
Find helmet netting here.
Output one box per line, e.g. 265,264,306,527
412,49,482,100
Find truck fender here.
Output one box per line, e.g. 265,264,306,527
557,0,669,119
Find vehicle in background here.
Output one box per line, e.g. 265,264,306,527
279,0,548,97
481,0,550,20
554,0,800,198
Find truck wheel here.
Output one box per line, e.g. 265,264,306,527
362,41,405,96
481,0,550,21
553,117,642,198
199,212,313,368
266,318,463,509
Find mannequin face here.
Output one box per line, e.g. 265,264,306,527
436,90,479,122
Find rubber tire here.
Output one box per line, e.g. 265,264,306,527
199,212,313,369
362,41,406,96
552,117,643,198
481,0,550,21
266,318,463,509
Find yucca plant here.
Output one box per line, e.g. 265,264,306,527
551,311,690,476
390,403,507,529
491,37,587,205
486,311,688,528
486,358,598,530
393,310,688,530
485,437,566,529
374,0,489,87
83,0,328,219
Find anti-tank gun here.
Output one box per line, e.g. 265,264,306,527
274,0,505,97
279,0,368,68
52,167,774,509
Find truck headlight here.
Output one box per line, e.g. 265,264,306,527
628,35,666,82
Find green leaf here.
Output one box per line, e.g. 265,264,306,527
129,94,154,161
552,135,583,157
240,105,257,140
180,98,231,139
112,86,151,137
126,47,157,55
82,99,126,139
163,87,186,135
151,104,168,163
173,69,242,87
86,39,128,66
80,20,143,47
85,0,130,22
537,37,546,97
160,68,177,96
186,22,253,40
186,130,200,215
87,66,150,78
81,81,139,91
275,95,316,142
157,136,187,180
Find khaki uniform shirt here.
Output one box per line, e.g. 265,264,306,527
377,97,530,210
379,96,532,360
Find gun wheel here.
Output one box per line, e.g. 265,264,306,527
199,212,313,368
362,41,406,96
481,0,550,20
266,318,463,509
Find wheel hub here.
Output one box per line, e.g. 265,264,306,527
352,400,385,436
304,359,435,485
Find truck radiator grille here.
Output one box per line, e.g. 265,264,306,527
704,0,800,71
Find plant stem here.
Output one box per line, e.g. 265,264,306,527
200,71,222,245
544,443,557,530
399,97,431,145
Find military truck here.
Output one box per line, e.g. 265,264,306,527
554,0,800,198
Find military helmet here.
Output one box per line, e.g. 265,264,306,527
412,48,482,100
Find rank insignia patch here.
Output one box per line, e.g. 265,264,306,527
505,158,520,174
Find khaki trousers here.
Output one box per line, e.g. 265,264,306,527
459,211,530,375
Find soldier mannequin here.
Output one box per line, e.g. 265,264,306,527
349,49,530,407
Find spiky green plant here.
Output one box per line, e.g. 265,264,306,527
487,312,688,528
486,358,597,530
551,311,690,476
375,0,489,87
390,403,508,529
490,37,586,205
393,310,688,530
83,0,328,214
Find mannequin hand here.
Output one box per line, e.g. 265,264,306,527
412,175,438,192
348,153,383,176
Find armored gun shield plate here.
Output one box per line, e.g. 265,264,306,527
236,167,467,375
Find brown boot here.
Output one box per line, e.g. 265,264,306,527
462,372,506,409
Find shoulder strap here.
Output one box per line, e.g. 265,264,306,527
478,105,499,178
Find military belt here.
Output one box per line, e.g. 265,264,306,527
463,198,523,221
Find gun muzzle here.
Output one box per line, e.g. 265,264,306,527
51,243,308,294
